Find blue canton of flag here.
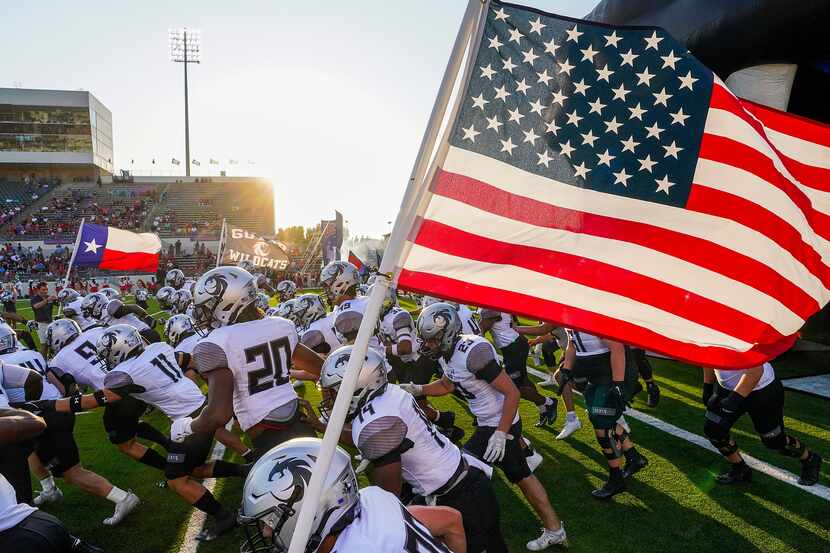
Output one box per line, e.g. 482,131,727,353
451,0,713,207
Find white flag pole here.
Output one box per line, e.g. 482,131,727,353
215,218,227,269
63,218,86,289
286,1,488,552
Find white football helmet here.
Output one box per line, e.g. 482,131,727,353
96,324,144,371
81,292,108,320
156,286,176,310
421,295,459,310
99,287,120,300
274,299,299,326
264,306,281,318
164,314,195,347
166,268,185,289
416,302,462,359
0,323,17,354
239,437,359,553
318,345,388,421
276,280,297,302
255,292,271,311
192,266,258,334
291,294,326,328
172,289,193,314
237,259,255,272
319,261,359,306
357,284,369,297
45,319,82,358
57,288,80,304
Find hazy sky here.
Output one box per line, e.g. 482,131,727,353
5,0,588,237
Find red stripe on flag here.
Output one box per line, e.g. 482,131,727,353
413,219,788,345
698,135,830,240
397,269,796,369
742,97,830,149
431,169,819,318
709,85,830,192
687,184,830,287
99,250,159,272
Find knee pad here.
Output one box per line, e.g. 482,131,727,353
704,420,737,456
759,425,787,450
596,429,622,459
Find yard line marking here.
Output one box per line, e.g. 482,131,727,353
524,365,830,502
178,423,231,552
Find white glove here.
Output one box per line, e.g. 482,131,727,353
399,382,424,397
483,430,512,463
170,417,194,443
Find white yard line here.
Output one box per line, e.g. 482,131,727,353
524,365,830,502
178,423,231,552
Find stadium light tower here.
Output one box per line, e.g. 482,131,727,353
169,28,201,177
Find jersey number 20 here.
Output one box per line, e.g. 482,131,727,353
245,337,291,395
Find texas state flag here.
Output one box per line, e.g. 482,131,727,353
73,222,162,272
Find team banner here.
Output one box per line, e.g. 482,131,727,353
220,224,289,270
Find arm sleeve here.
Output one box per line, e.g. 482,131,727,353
193,341,229,374
392,311,414,342
106,299,125,318
1,363,36,388
357,416,410,465
334,310,362,341
300,329,324,350
103,371,145,396
466,342,502,383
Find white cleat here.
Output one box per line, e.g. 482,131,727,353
527,524,567,550
523,437,544,472
103,491,140,526
33,487,63,507
538,373,558,388
555,417,582,440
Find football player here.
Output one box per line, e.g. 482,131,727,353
315,346,507,553
560,329,648,499
134,284,150,311
33,324,249,541
171,266,324,458
421,296,481,336
238,438,467,553
100,296,161,343
0,323,140,525
254,292,271,312
171,289,194,317
411,303,567,550
702,363,822,486
276,280,297,303
479,310,558,428
57,288,96,332
294,293,341,357
155,286,176,312
44,319,172,475
165,268,186,291
319,261,384,355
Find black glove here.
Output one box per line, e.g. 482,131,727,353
16,400,55,414
702,382,714,406
610,380,628,410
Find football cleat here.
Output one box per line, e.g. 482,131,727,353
195,510,236,541
33,486,63,507
538,373,558,388
646,382,661,407
535,398,558,427
523,438,544,473
799,453,822,486
526,524,567,551
622,451,649,479
715,462,752,485
103,491,139,526
556,417,582,440
591,477,626,500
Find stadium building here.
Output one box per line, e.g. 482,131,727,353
0,87,113,181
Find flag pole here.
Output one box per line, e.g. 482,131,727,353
286,1,488,552
63,218,86,289
215,218,227,269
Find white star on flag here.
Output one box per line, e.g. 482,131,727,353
84,238,102,254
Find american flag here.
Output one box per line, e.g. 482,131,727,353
395,0,830,368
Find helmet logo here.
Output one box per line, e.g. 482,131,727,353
202,274,228,299
333,353,350,370
433,313,449,329
266,455,313,502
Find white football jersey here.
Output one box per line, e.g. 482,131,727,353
332,486,450,553
439,335,517,428
0,349,61,403
378,307,418,363
105,342,204,420
175,333,200,356
480,310,519,349
105,300,150,331
183,279,197,292
332,297,384,355
63,297,96,330
351,385,461,496
566,329,610,357
300,313,341,356
0,474,37,533
457,305,481,336
197,317,298,431
716,362,775,392
49,326,108,391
